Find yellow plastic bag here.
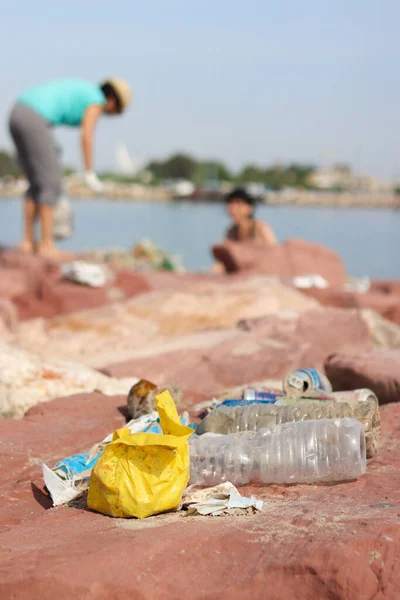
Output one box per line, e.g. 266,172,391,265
87,390,193,518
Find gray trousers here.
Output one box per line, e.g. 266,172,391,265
9,103,62,205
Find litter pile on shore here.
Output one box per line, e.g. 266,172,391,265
0,241,400,599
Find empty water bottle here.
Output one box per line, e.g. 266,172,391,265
190,418,366,486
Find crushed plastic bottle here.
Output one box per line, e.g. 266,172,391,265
190,418,366,486
196,389,380,458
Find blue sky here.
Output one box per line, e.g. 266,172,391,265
1,1,400,179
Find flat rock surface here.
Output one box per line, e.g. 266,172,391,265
326,350,400,405
8,276,317,367
213,238,347,285
104,307,373,395
0,393,399,599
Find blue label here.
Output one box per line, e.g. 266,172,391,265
293,368,326,390
218,396,279,408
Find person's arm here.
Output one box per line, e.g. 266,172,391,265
211,261,226,274
257,221,278,246
81,104,102,171
81,104,104,192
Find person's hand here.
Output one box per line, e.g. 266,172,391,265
84,171,104,193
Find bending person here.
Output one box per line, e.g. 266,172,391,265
9,77,132,259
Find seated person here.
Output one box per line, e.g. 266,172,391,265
212,188,277,273
225,187,277,245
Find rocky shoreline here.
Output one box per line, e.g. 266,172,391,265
0,243,400,598
1,179,399,207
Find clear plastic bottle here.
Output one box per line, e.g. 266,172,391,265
196,401,355,436
190,418,366,486
196,390,379,458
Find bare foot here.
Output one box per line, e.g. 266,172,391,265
18,240,35,254
37,243,77,263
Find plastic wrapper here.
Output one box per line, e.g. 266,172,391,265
87,391,193,518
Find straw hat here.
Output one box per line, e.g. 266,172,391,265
106,77,132,112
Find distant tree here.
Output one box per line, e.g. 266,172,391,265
0,150,21,177
264,165,286,189
285,163,316,188
146,153,198,181
197,160,232,183
264,163,315,189
238,165,265,183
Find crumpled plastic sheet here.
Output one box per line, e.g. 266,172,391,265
182,482,263,516
62,261,112,287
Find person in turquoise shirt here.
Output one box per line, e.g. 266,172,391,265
9,77,132,260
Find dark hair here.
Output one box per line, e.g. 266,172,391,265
225,187,255,206
100,82,122,113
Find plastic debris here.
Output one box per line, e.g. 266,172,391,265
87,391,193,519
82,240,185,273
127,379,182,419
43,412,158,506
42,407,192,507
183,482,263,516
190,418,367,486
282,368,332,396
53,194,74,240
62,261,111,287
292,274,329,289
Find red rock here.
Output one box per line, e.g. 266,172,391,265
112,270,152,298
325,350,400,405
0,267,33,299
10,276,317,367
13,291,59,320
105,308,373,398
0,393,127,530
41,280,110,315
302,287,400,325
13,270,151,321
213,238,347,286
0,298,18,331
0,392,399,598
0,248,57,275
371,280,400,297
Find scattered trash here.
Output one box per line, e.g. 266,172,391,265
53,194,74,240
196,388,379,458
127,379,182,419
182,482,238,505
43,412,158,506
82,240,185,272
132,239,182,272
282,368,332,397
193,397,219,415
62,261,111,287
87,391,193,518
183,483,263,516
242,390,281,402
292,274,329,289
190,418,366,486
41,365,379,521
344,276,371,293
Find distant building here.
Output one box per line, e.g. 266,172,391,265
310,167,392,192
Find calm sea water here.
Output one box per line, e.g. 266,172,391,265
0,197,399,278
